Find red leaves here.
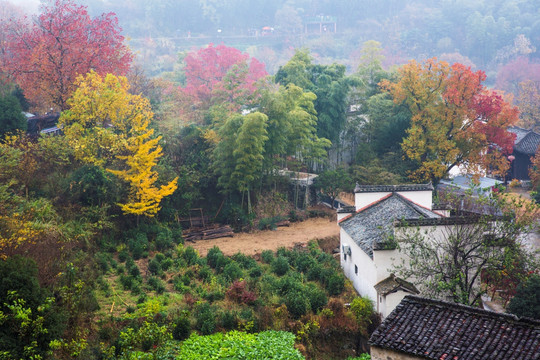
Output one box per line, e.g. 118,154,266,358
226,280,257,305
178,44,267,122
386,57,520,182
1,0,132,111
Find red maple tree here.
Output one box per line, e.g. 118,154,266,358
1,0,132,111
178,43,267,123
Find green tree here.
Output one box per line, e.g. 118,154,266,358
313,168,352,209
507,274,540,319
394,195,536,306
0,94,26,138
0,256,64,359
275,49,351,147
232,112,268,213
214,114,244,194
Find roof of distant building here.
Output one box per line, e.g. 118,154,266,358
339,193,441,258
27,113,60,135
370,295,540,360
354,183,434,193
508,126,540,156
439,175,501,191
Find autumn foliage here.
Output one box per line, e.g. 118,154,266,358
60,71,177,218
176,44,268,123
0,0,132,111
382,58,519,183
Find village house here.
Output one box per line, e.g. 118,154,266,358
369,295,540,360
337,183,500,317
507,126,540,182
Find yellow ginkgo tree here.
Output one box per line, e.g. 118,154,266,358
60,71,177,218
108,126,178,218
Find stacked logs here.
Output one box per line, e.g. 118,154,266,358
183,225,234,242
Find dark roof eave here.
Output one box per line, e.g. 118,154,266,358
354,183,434,193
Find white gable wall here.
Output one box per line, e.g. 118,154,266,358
373,249,405,282
340,228,378,302
396,190,433,209
354,192,391,211
354,190,433,211
380,290,410,318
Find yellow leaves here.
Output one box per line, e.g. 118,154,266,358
0,213,43,259
59,70,154,166
58,70,177,218
106,111,178,218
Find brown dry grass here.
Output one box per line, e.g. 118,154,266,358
190,217,340,257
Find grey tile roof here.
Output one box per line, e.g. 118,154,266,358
339,193,441,258
337,206,356,214
354,183,434,193
370,295,540,360
508,126,540,155
374,274,419,296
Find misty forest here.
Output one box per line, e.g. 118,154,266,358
0,0,539,359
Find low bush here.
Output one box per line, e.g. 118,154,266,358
128,265,140,277
215,255,231,273
148,258,162,276
223,262,243,283
220,310,238,330
285,290,310,319
260,250,274,264
226,281,257,305
155,227,173,251
198,265,213,282
183,246,199,265
232,253,257,269
172,315,192,341
258,216,287,230
249,266,262,278
95,253,111,272
118,250,129,263
306,284,328,313
207,246,224,269
194,302,217,335
326,274,345,296
120,274,134,290
147,276,165,294
272,256,290,276
161,258,173,271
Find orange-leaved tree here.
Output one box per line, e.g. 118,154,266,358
60,71,177,218
382,58,519,183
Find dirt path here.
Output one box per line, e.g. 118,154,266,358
189,217,340,256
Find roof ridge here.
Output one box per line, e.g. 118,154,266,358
403,295,540,326
354,183,433,193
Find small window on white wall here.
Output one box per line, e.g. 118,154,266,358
355,265,358,275
342,244,351,261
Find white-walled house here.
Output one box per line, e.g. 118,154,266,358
338,183,451,317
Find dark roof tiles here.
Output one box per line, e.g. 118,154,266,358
339,193,441,258
374,274,419,296
369,295,540,360
508,126,540,155
354,183,434,193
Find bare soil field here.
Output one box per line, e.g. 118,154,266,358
189,217,340,257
